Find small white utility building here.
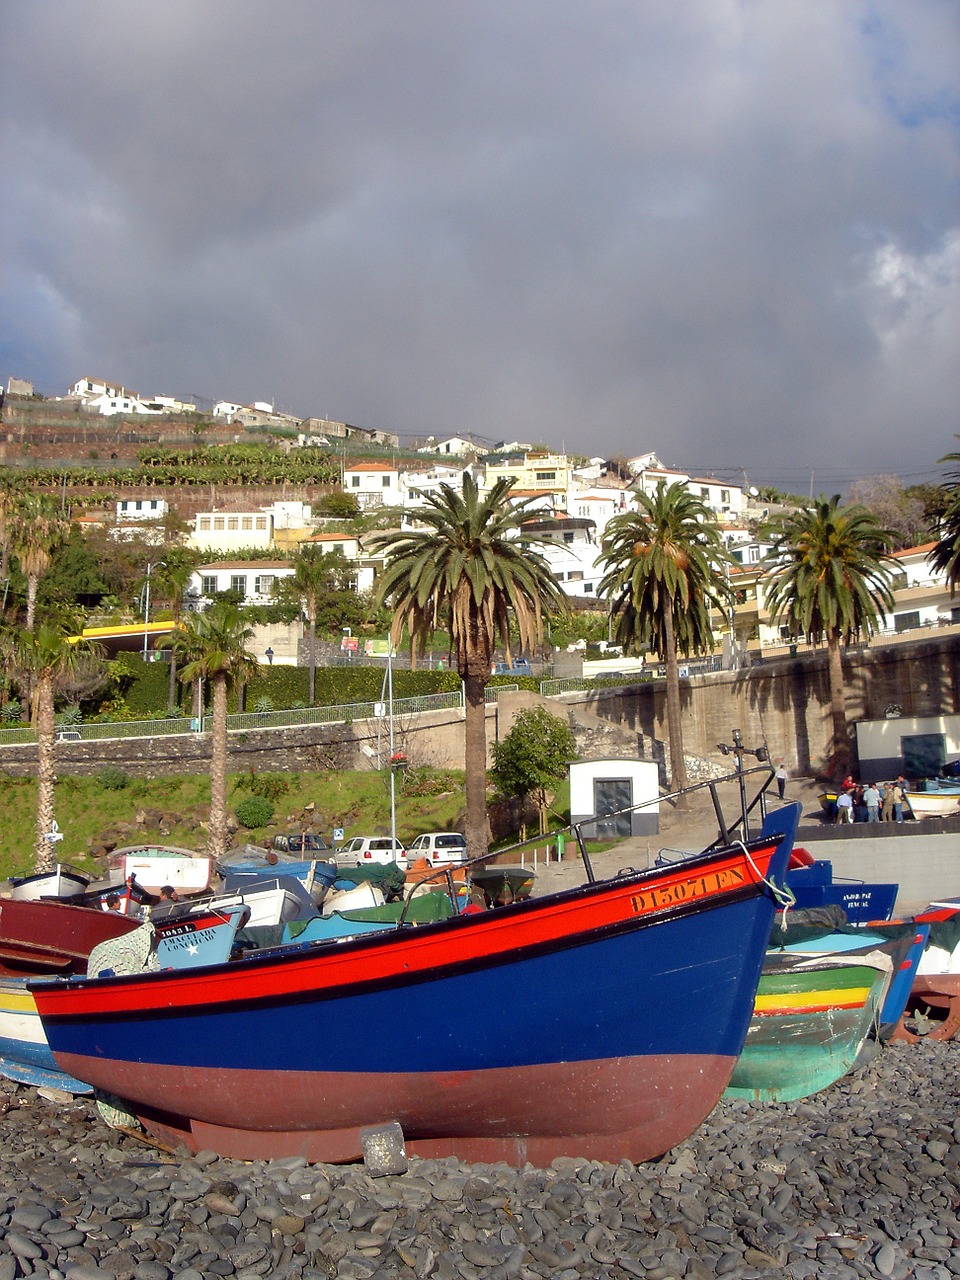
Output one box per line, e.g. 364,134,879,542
569,758,660,838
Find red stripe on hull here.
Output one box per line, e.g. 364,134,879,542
37,841,780,1019
59,1051,734,1166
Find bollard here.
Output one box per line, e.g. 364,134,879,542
360,1122,408,1176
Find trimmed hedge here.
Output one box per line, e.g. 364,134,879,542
112,659,463,717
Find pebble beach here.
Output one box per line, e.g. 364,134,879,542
0,1039,957,1280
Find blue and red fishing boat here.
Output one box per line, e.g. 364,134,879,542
31,800,798,1167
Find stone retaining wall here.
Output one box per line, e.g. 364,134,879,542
2,634,955,782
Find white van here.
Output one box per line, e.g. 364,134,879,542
405,832,468,867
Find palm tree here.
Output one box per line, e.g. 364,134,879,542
929,441,960,590
7,494,69,629
152,548,201,707
599,481,731,793
165,603,257,859
370,475,565,858
286,545,335,703
763,495,896,780
13,624,103,871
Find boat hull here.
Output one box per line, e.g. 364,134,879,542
903,790,960,819
9,867,90,902
725,951,891,1102
35,828,792,1165
0,977,92,1094
0,898,139,976
784,860,898,924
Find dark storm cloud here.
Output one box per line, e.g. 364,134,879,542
1,1,957,491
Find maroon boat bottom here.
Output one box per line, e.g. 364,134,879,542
892,975,960,1044
63,1052,737,1166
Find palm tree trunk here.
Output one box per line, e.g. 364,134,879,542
826,629,849,781
663,604,689,793
308,613,317,704
34,672,56,872
168,604,180,707
26,575,38,631
208,672,230,859
462,671,490,860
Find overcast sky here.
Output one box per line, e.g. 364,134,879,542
1,1,957,494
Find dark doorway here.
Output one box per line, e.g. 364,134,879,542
594,778,633,840
902,733,946,778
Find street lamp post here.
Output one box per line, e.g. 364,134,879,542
142,561,165,660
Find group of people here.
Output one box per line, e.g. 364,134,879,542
835,775,908,824
102,882,179,912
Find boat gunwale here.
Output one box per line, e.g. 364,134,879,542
31,831,787,1017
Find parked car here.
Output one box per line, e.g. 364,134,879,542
269,832,330,856
335,835,407,870
493,658,532,676
405,832,468,867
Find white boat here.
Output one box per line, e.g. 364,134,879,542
9,864,91,902
218,872,319,928
109,845,215,895
904,780,960,820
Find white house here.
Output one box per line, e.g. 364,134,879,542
631,463,746,522
520,511,604,599
399,464,466,510
110,497,171,544
190,508,274,553
189,560,295,608
878,543,960,635
71,376,130,400
212,400,246,420
86,391,159,416
116,498,170,524
567,482,630,542
342,461,402,510
301,530,375,594
417,435,483,458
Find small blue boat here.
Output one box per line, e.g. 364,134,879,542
785,857,898,923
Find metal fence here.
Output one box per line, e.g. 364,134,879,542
0,663,742,749
0,693,466,749
227,690,464,733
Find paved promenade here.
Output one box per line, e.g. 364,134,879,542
532,776,960,915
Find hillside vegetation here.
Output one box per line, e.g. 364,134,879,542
0,767,471,881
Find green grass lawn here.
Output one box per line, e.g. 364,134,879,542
0,767,474,880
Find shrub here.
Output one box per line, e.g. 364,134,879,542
2,700,22,723
235,795,275,829
235,771,289,803
96,766,131,791
253,697,275,714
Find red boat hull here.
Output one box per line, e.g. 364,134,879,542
108,1052,733,1165
0,898,138,976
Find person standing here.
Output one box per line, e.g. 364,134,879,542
881,782,895,822
775,764,788,800
892,777,906,823
836,791,854,823
862,783,881,823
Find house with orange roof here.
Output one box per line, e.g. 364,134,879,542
342,461,401,510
